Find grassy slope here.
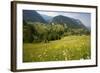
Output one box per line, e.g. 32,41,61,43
23,35,91,62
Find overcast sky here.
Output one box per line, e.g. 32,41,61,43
37,10,91,28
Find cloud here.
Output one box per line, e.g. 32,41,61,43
37,11,59,17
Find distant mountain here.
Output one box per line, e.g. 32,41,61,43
41,14,53,22
51,15,87,29
23,10,47,23
23,10,89,31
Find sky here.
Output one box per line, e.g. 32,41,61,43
37,10,91,28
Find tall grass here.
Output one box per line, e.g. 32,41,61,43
23,35,91,62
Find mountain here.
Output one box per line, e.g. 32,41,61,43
23,10,89,31
41,14,53,22
51,15,87,29
23,10,47,23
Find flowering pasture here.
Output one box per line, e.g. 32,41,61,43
23,35,90,62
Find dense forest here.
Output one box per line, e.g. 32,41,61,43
23,21,90,43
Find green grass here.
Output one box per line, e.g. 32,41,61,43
23,35,91,62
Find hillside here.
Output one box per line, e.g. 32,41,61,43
23,10,47,23
51,15,87,29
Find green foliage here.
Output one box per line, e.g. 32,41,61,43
23,22,65,43
23,21,90,43
23,20,27,26
23,25,33,43
64,28,90,36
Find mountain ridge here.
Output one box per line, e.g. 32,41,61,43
51,15,87,29
23,10,89,30
23,10,47,23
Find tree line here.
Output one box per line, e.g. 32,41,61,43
23,21,90,43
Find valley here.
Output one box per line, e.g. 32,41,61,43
23,10,91,62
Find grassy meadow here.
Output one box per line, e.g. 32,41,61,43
23,35,91,62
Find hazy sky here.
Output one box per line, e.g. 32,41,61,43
37,10,91,28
